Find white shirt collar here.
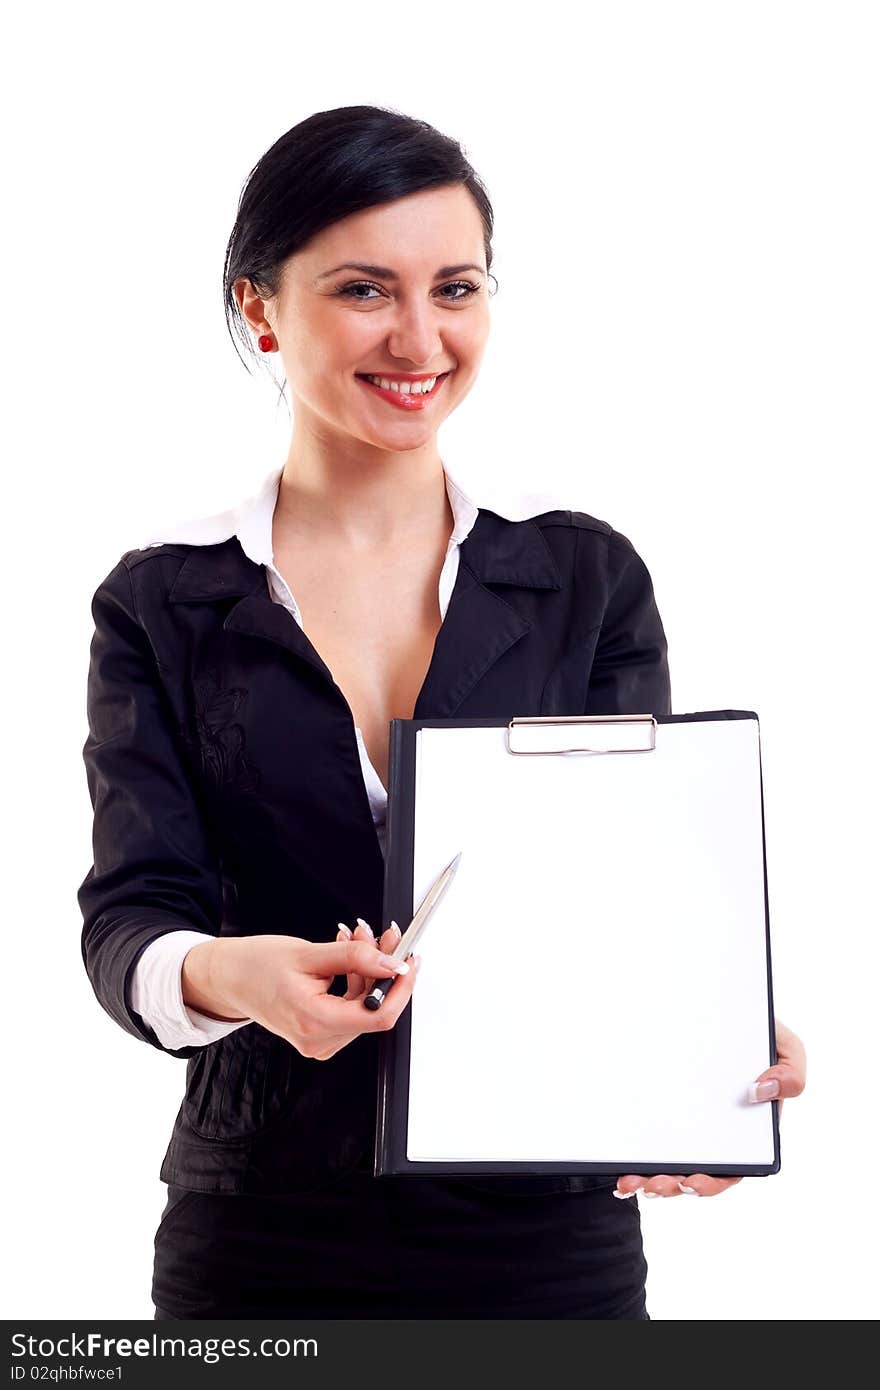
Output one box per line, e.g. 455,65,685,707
142,461,481,563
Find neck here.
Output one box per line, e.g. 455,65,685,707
274,431,452,551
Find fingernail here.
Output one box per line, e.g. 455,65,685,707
379,954,409,975
678,1183,698,1194
747,1079,780,1103
643,1191,661,1198
356,917,374,939
336,923,352,939
612,1186,643,1200
390,920,402,940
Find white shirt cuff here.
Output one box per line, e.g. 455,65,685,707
128,929,253,1050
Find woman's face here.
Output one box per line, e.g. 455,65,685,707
238,184,491,453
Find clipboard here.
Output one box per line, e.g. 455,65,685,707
374,710,780,1179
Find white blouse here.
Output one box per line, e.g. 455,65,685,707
127,462,480,1051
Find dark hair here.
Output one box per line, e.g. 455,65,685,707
222,104,497,403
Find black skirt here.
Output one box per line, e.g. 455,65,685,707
152,1168,650,1320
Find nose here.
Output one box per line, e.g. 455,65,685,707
385,298,444,370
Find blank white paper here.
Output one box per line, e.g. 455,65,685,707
404,717,776,1168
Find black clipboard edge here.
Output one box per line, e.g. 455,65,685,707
375,710,781,1179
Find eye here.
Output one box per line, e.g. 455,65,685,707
438,280,482,301
336,280,481,303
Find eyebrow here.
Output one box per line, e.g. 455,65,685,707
315,262,486,282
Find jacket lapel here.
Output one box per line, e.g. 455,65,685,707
414,510,562,716
168,541,335,684
167,508,563,714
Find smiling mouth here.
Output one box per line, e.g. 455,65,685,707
354,371,452,409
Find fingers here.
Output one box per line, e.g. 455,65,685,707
379,920,403,953
330,918,412,1008
768,1018,807,1097
751,1064,805,1100
613,1173,744,1198
676,1174,743,1196
363,950,420,1030
302,923,403,990
339,920,367,1000
335,918,405,998
351,918,404,995
613,1174,687,1199
368,920,404,995
746,1020,807,1120
320,941,420,1032
293,919,419,1053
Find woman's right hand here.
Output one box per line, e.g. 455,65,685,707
182,926,419,1061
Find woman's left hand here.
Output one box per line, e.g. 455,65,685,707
613,1018,807,1199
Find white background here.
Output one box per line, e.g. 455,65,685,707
3,0,877,1321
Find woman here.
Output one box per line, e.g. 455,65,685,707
78,104,806,1320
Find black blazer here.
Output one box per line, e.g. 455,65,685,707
78,504,671,1195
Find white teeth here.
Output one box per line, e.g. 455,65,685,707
365,375,438,394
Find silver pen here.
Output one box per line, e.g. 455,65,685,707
362,850,462,1010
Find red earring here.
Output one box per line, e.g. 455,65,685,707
258,334,274,352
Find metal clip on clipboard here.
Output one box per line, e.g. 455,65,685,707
504,713,658,756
